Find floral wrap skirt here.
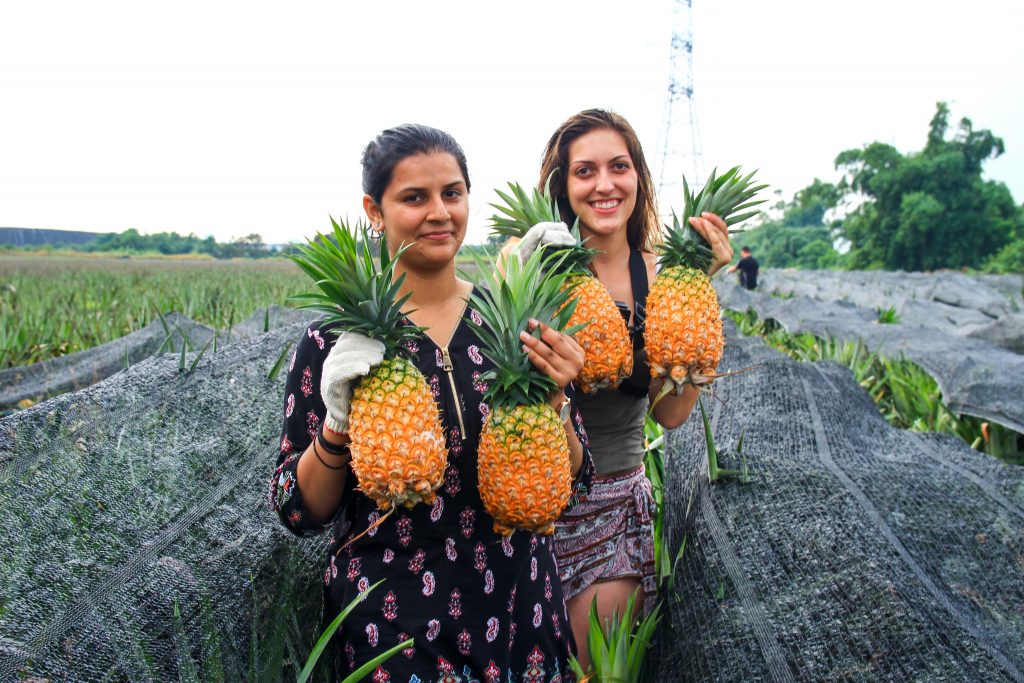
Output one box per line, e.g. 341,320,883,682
552,464,657,611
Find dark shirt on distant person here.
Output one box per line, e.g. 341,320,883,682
736,255,759,290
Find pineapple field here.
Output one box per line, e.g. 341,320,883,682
1,252,1023,681
0,254,311,370
719,269,1024,463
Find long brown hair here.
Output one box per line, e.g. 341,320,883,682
538,109,660,250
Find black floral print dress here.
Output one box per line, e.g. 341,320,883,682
270,294,594,683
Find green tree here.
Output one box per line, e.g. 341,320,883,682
785,178,841,227
733,178,842,269
76,229,278,259
835,102,1020,271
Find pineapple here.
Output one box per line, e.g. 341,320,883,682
289,218,447,511
646,167,767,395
468,246,582,536
490,181,633,393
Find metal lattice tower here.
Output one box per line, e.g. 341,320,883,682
656,0,704,212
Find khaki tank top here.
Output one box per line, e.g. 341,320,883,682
575,248,652,475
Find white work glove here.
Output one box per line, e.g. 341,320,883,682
513,221,576,265
320,331,385,433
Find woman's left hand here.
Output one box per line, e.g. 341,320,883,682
520,319,584,392
689,212,733,276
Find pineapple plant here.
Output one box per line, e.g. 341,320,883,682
468,245,583,536
645,167,767,396
289,218,447,512
490,180,633,393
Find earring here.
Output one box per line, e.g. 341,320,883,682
369,224,383,245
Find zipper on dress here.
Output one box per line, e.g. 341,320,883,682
440,345,467,440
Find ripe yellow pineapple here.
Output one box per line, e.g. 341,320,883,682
646,167,767,395
491,181,632,393
347,356,446,509
468,246,583,535
290,218,447,511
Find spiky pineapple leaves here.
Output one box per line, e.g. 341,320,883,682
489,180,561,240
682,166,768,227
661,166,768,274
488,180,597,276
569,589,661,683
466,246,585,411
287,217,424,358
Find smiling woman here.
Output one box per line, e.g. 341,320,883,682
529,108,736,673
270,123,594,681
563,128,641,240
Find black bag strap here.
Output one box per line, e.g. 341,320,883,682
618,248,651,397
628,246,648,342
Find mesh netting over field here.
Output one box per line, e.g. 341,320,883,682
651,325,1024,682
719,273,1024,434
2,317,1022,681
752,269,1024,354
757,270,1023,321
0,319,334,682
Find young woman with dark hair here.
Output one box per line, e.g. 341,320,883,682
271,123,593,681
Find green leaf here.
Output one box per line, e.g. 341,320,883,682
297,580,388,683
267,341,293,381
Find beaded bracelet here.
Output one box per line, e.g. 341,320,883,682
312,439,347,471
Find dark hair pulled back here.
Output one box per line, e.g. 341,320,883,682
361,124,471,204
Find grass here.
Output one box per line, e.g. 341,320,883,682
570,591,661,683
0,252,487,371
0,254,309,369
698,398,751,484
726,308,1023,464
875,306,901,324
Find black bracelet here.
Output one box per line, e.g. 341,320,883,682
312,439,348,471
317,423,350,456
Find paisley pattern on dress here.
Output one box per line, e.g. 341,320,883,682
270,298,592,681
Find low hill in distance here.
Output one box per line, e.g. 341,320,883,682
0,227,100,247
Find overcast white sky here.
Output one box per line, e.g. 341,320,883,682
2,0,1021,245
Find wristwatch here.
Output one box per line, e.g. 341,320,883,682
556,395,572,424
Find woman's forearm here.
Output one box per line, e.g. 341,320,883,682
650,379,701,430
295,431,352,526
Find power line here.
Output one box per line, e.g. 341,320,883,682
656,0,704,213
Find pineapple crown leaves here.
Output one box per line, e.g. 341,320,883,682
465,246,585,411
659,166,769,273
287,217,424,357
657,213,715,273
683,166,769,227
489,178,561,239
488,179,598,276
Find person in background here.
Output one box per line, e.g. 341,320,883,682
270,123,593,681
728,245,759,290
509,108,733,671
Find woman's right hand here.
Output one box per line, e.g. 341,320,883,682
320,332,385,432
689,212,732,275
519,318,585,392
